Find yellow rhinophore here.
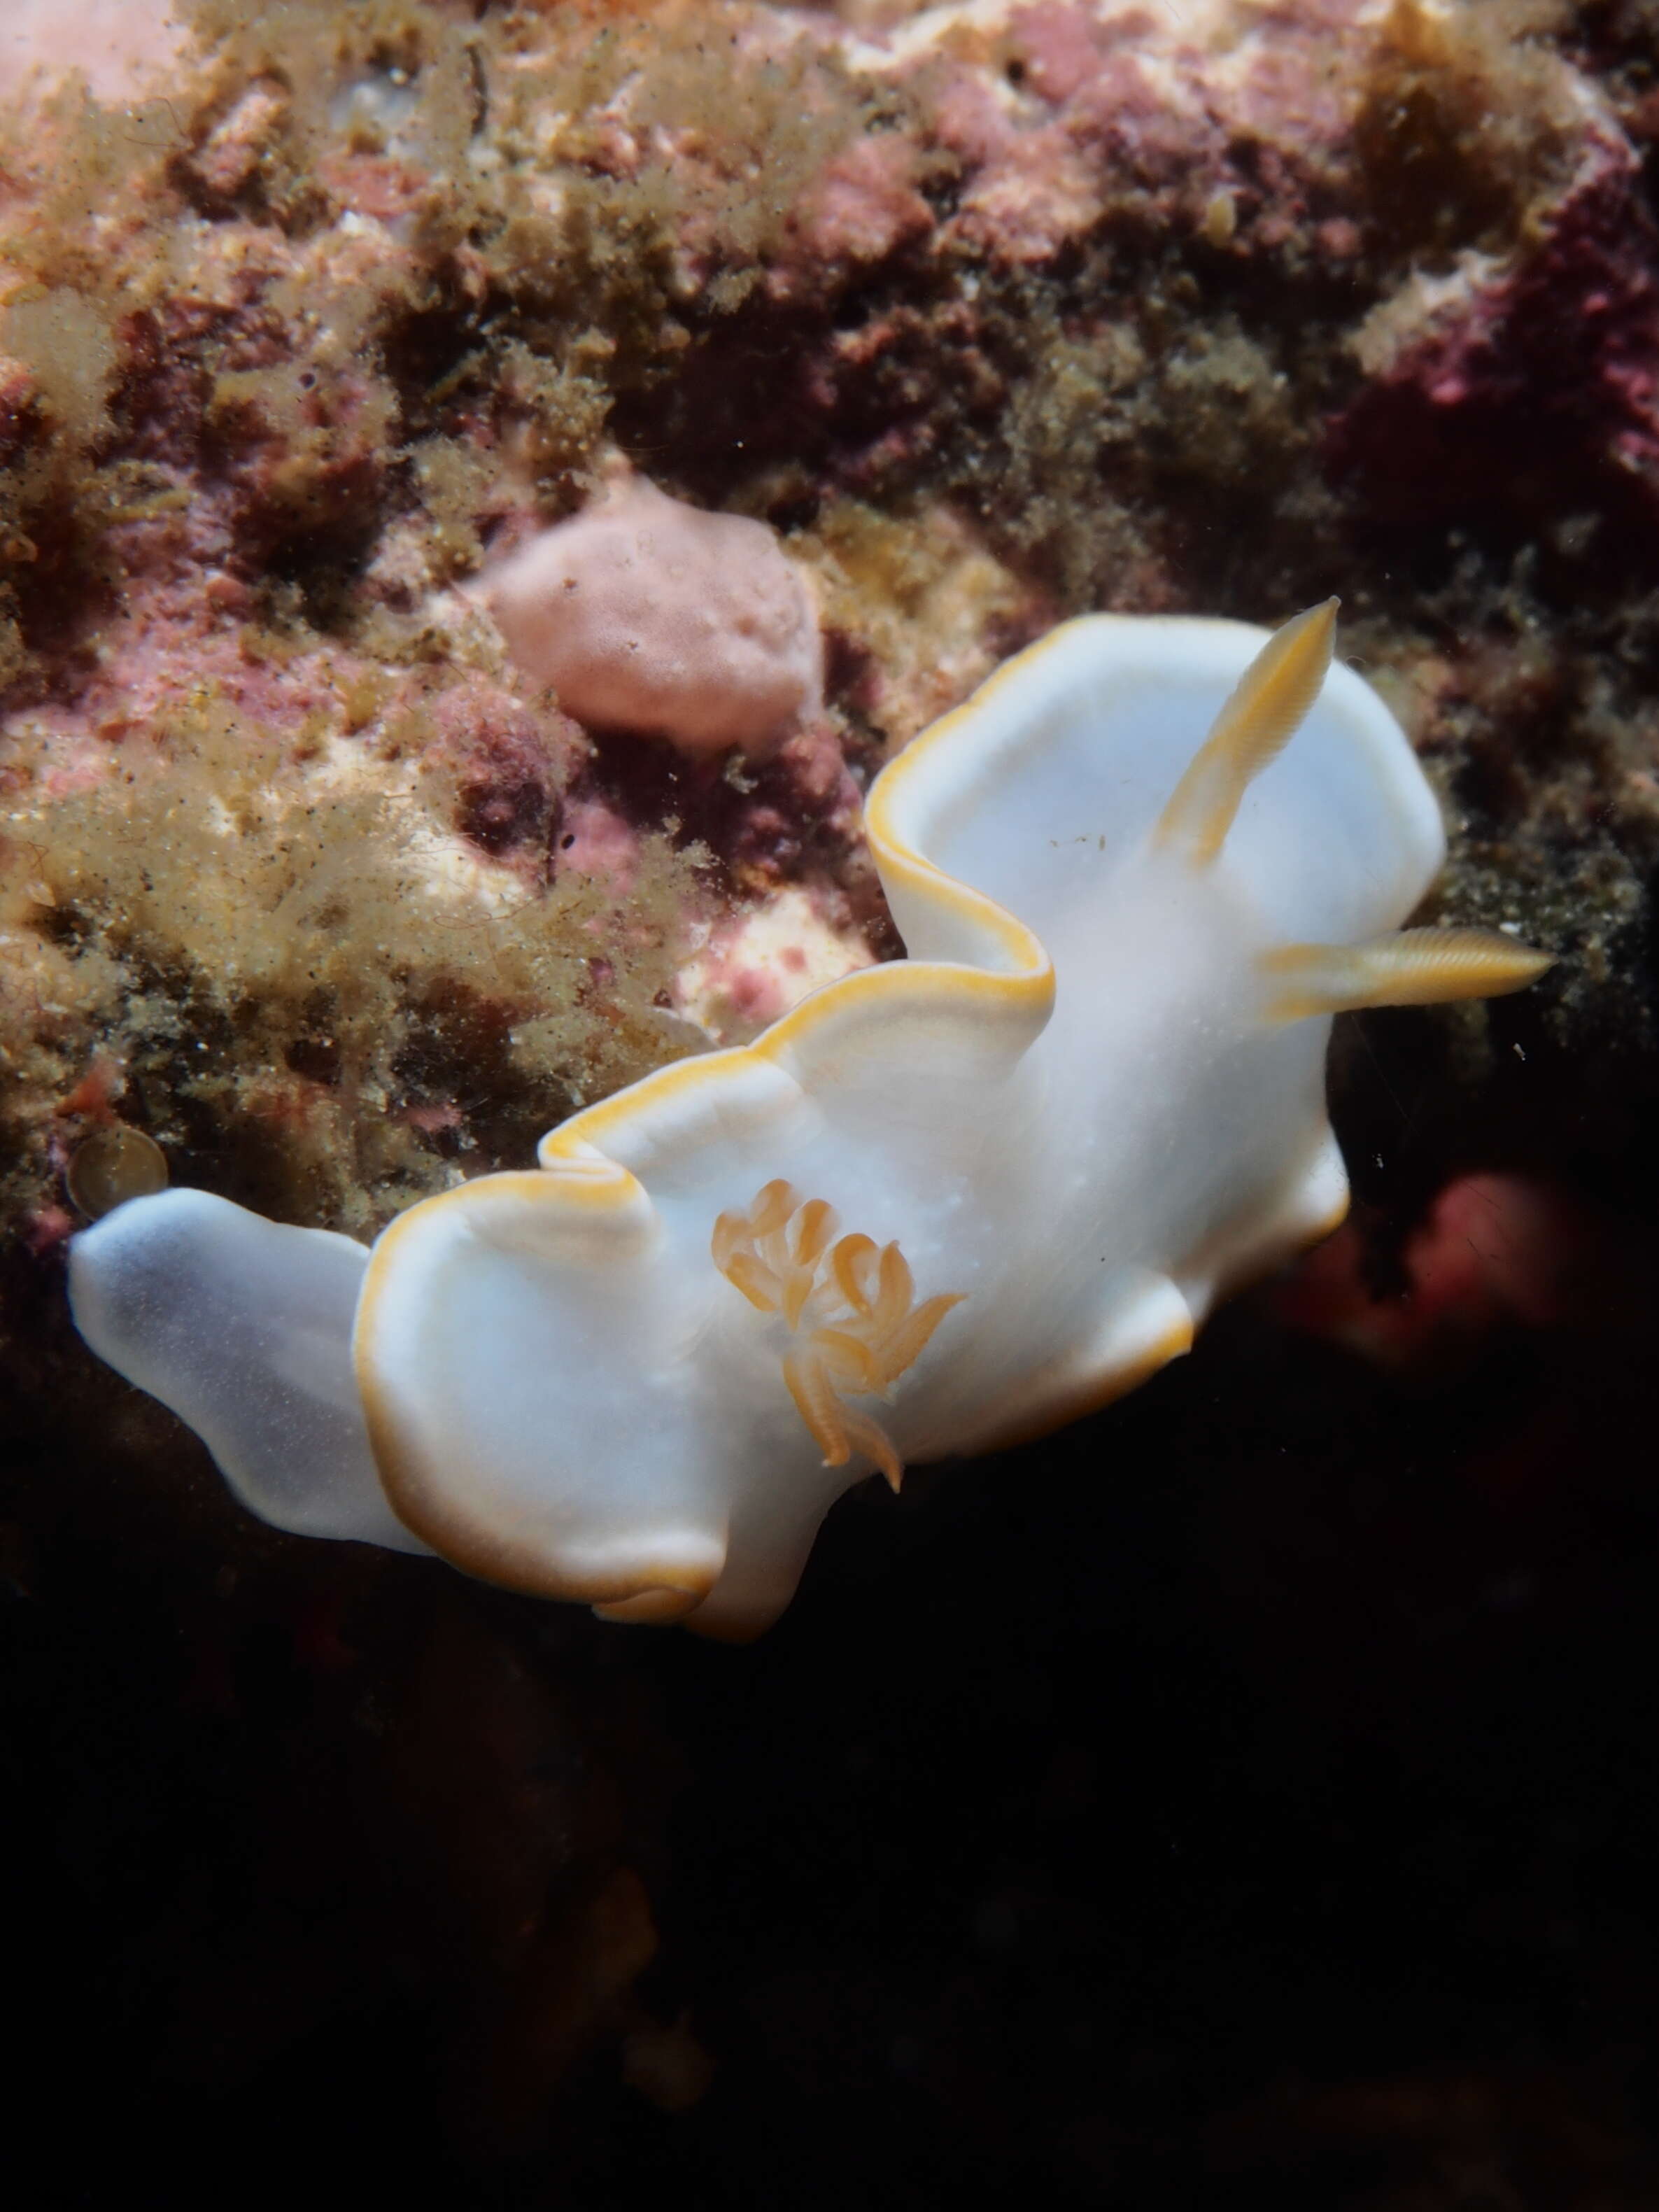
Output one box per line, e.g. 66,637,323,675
1260,927,1554,1022
1155,598,1339,866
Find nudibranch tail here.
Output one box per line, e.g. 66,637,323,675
67,1188,432,1555
1259,926,1555,1022
1155,598,1339,868
714,1181,966,1494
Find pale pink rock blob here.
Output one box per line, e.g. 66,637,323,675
481,479,822,757
0,0,187,104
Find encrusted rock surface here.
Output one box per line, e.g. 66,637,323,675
6,2,1659,2202
4,0,1654,1262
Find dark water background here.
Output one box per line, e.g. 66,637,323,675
8,981,1659,2210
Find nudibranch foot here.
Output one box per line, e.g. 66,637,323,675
66,600,1553,1636
969,1264,1196,1458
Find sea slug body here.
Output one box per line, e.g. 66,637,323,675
69,605,1548,1637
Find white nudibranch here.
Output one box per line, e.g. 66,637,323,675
69,605,1551,1637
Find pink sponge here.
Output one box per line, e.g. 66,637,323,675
481,478,822,757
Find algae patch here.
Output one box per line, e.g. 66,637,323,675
1,697,710,1239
